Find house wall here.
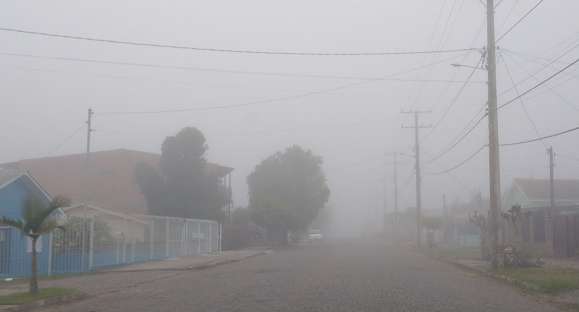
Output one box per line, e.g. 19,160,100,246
0,177,52,277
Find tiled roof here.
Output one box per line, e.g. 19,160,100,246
2,149,232,215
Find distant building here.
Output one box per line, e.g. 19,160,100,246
503,178,579,257
1,149,233,217
503,178,579,210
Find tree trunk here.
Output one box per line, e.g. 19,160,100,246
29,236,39,294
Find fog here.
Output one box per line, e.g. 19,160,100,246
2,0,579,236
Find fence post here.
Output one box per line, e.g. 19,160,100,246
197,221,201,254
88,217,94,270
219,222,222,253
165,218,170,258
47,232,53,276
149,220,154,260
208,222,212,253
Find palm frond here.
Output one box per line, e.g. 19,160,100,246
0,217,25,231
37,219,59,235
23,196,69,234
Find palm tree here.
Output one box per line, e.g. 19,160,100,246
0,196,69,294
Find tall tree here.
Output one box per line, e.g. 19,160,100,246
0,196,69,294
135,127,226,220
248,145,330,244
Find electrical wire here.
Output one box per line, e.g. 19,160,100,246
421,19,486,141
96,54,466,116
499,56,579,110
499,39,579,96
0,51,482,83
49,124,86,155
0,27,477,56
499,52,547,148
426,53,485,137
501,125,579,146
427,123,579,175
428,145,487,175
502,51,579,112
496,0,546,43
426,111,487,164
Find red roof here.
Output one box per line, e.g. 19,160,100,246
2,149,232,215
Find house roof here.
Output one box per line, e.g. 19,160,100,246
1,149,232,215
0,168,23,189
514,178,579,202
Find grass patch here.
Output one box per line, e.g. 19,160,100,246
0,287,78,305
498,267,579,294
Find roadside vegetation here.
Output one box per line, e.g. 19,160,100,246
498,267,579,294
0,287,78,305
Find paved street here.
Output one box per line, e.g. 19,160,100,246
40,240,559,312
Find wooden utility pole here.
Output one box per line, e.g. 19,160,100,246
402,110,431,248
547,146,555,253
85,108,94,165
392,152,399,241
486,0,501,270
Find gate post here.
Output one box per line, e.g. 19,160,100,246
165,218,170,258
197,221,201,254
88,218,94,270
47,233,53,276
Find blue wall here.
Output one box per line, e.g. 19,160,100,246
0,176,52,278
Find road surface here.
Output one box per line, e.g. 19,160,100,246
41,240,559,312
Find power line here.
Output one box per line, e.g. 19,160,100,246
499,56,579,110
428,145,487,175
1,51,486,84
427,124,579,175
0,52,486,84
499,52,547,148
96,54,465,116
421,19,486,140
501,49,579,91
0,27,477,56
496,0,546,43
499,39,579,96
499,0,520,30
49,124,85,155
502,51,579,112
425,53,485,138
426,111,486,164
501,125,579,146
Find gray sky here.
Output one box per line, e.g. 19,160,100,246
2,0,579,234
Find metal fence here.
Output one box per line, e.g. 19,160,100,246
0,213,220,278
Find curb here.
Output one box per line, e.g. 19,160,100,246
95,250,271,274
434,256,541,292
2,292,88,312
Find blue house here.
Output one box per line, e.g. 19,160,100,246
0,168,54,278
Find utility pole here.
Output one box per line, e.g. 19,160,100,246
393,152,399,242
86,108,94,165
442,194,448,243
486,0,501,270
547,146,555,253
402,110,431,248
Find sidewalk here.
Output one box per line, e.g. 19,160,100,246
429,249,579,309
0,248,270,299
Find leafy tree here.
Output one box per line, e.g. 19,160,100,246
248,145,330,244
135,127,226,221
0,196,69,294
